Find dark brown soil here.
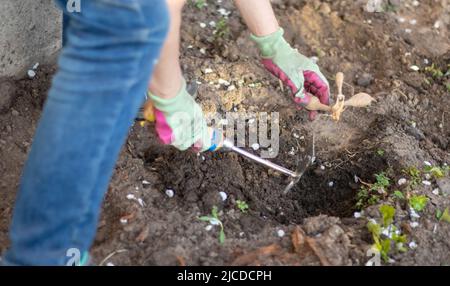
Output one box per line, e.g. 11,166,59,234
1,0,449,266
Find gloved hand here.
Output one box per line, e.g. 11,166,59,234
251,28,330,120
147,79,222,152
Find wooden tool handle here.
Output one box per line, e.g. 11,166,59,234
305,96,332,112
143,100,156,122
335,72,344,95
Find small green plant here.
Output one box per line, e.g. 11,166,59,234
198,206,225,244
356,187,380,209
425,63,445,79
409,195,429,212
236,200,249,213
376,149,385,156
391,190,405,200
383,3,398,12
424,165,448,179
403,166,421,187
446,83,450,93
356,172,390,209
367,205,407,263
374,172,390,189
436,207,450,223
380,205,395,226
190,0,207,9
214,17,230,40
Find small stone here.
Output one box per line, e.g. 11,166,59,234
11,109,19,116
106,262,115,266
126,194,136,200
410,221,419,228
209,218,220,226
199,48,206,54
397,17,406,23
199,22,206,28
219,191,227,202
218,78,230,86
409,208,421,219
412,0,419,7
27,70,36,79
409,19,417,25
409,65,420,71
251,143,260,151
405,125,425,140
142,180,151,185
165,189,174,198
422,180,431,186
227,85,236,91
32,62,40,70
205,225,213,231
204,68,213,74
433,21,440,29
424,161,432,166
328,181,334,187
354,212,362,218
217,8,230,16
398,178,407,186
209,21,216,27
318,3,331,15
320,165,325,170
356,73,373,87
437,178,450,195
277,229,285,237
432,188,439,195
409,241,417,249
120,218,128,224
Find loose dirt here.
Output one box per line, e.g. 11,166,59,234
1,0,449,265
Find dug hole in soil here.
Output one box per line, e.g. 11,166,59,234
1,0,450,266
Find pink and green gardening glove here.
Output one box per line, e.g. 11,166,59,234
148,79,221,152
251,28,330,120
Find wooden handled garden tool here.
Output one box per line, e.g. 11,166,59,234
141,101,313,193
303,72,375,120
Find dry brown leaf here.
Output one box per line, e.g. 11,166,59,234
176,256,186,266
305,237,331,266
291,226,306,253
231,244,281,266
344,92,376,107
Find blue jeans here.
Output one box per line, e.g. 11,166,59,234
3,0,169,265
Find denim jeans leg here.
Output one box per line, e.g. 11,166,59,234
4,0,168,265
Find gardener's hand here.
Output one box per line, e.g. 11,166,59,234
251,28,330,120
147,79,222,152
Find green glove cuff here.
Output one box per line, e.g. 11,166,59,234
250,28,289,58
148,79,212,151
148,79,188,113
